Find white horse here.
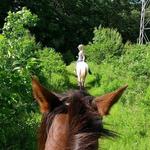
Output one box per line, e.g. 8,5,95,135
76,61,89,89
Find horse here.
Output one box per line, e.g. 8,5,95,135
76,61,89,89
32,77,127,150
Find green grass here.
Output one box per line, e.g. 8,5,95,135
67,62,150,150
101,104,150,150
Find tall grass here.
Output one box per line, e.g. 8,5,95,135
101,104,150,150
67,61,150,150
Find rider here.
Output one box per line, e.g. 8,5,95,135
76,44,92,74
77,44,85,62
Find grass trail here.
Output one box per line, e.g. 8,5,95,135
67,62,150,150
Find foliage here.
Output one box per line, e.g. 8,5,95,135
85,27,123,64
3,7,38,39
118,44,150,106
0,7,71,149
87,43,150,105
36,48,69,91
0,0,141,56
0,8,40,149
0,34,4,40
121,44,150,78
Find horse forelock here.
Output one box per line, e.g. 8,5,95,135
67,91,116,150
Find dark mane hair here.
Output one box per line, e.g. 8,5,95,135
67,91,116,150
38,90,116,150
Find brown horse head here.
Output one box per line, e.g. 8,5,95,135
32,77,127,150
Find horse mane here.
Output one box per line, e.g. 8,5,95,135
38,90,116,150
67,91,116,150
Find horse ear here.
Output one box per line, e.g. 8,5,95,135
93,85,128,116
31,76,62,113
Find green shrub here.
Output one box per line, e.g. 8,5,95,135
86,43,150,106
37,48,69,91
118,44,150,105
0,34,4,40
0,7,70,149
0,8,39,149
3,7,38,39
85,27,123,64
120,44,150,79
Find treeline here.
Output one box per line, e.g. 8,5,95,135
0,0,141,55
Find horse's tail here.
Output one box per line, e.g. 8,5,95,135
76,61,88,89
88,68,92,75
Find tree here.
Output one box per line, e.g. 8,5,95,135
0,0,141,63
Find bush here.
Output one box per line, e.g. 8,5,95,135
88,43,150,105
0,7,71,149
118,44,150,105
0,8,39,149
120,44,150,78
3,7,38,39
85,27,123,64
36,48,69,91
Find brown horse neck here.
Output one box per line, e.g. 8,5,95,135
44,114,69,150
